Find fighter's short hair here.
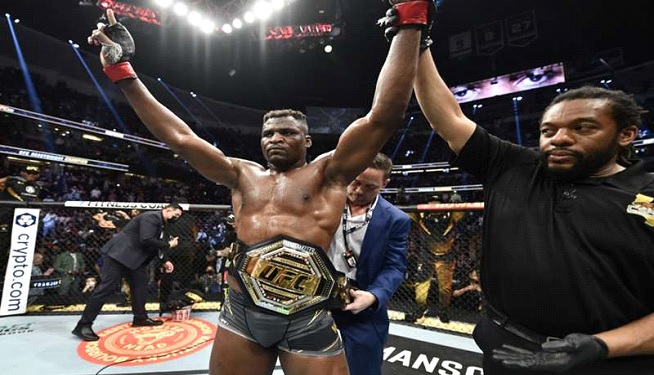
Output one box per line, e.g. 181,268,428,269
263,109,307,123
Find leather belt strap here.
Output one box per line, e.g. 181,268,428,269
486,304,560,345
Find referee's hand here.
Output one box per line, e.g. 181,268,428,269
492,333,609,373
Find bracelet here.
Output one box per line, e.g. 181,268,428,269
103,62,138,84
394,1,429,26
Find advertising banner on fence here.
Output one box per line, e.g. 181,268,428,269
64,201,190,211
0,208,41,316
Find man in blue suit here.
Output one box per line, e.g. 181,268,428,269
72,203,183,341
329,153,410,375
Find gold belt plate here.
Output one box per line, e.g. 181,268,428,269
236,237,338,316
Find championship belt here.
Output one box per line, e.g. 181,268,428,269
233,236,351,316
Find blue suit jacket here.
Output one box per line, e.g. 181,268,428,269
332,196,410,375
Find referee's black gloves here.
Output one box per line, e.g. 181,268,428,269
492,333,609,373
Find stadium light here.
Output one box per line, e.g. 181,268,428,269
82,134,104,142
222,23,233,34
199,19,215,34
232,18,243,29
155,0,174,8
253,1,273,20
187,11,202,25
173,2,189,16
243,11,256,23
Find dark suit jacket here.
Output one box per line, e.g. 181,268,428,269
101,211,170,270
332,196,410,374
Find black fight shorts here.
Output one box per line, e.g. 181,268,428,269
218,290,344,356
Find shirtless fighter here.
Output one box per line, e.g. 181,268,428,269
87,1,435,374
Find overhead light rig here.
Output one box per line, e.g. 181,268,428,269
85,0,297,36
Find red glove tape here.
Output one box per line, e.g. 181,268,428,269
103,62,137,84
394,1,429,26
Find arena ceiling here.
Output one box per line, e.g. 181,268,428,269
3,0,654,111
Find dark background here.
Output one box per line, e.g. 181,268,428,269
3,0,654,111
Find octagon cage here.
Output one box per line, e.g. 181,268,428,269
0,200,484,336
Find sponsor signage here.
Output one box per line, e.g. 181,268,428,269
0,208,41,316
384,335,483,374
97,0,160,25
265,23,334,40
0,144,129,172
64,201,190,211
0,322,34,336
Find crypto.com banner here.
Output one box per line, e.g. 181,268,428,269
0,208,40,316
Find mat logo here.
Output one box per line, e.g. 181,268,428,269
15,213,36,228
384,346,483,375
0,323,34,336
77,318,216,366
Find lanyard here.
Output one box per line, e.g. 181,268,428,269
341,198,376,268
342,205,373,236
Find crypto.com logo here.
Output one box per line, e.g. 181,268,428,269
15,213,36,228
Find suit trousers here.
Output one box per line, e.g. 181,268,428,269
80,255,149,324
333,310,386,375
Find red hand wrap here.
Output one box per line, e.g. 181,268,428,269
393,1,429,26
103,62,137,83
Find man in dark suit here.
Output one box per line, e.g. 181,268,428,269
72,203,184,341
328,153,411,375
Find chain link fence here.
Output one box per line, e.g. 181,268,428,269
1,201,484,335
0,202,232,316
391,203,484,334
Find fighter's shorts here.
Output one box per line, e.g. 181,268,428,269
218,289,344,356
229,235,351,316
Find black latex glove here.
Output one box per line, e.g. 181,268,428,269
492,333,609,373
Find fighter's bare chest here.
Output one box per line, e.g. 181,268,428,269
240,176,319,206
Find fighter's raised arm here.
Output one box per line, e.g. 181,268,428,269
324,1,430,185
414,48,477,154
88,9,240,188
